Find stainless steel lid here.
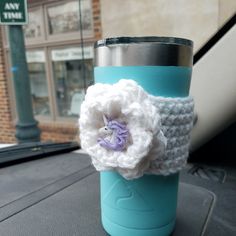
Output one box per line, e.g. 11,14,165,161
95,36,193,67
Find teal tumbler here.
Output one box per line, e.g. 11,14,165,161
94,37,193,236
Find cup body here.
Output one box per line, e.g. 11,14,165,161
94,37,193,236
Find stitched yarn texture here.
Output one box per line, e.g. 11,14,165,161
79,79,194,179
148,95,194,176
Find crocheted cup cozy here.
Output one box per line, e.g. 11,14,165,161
79,79,194,180
148,96,194,176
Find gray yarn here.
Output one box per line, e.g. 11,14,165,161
147,96,194,175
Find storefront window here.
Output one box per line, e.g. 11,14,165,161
26,50,50,116
5,0,96,121
51,46,93,117
47,0,93,36
23,8,43,40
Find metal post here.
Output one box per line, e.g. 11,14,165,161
8,25,40,143
78,0,86,90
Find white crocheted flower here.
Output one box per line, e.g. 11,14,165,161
79,79,167,179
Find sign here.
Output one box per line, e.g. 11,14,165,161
26,51,45,63
52,47,94,61
0,0,28,25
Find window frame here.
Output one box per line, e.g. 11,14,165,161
23,6,46,45
26,47,54,121
48,43,94,122
45,0,94,43
1,0,96,124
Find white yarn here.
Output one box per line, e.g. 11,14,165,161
79,79,194,180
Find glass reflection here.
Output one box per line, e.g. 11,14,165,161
26,50,50,116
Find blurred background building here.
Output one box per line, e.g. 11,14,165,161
0,0,102,143
0,0,235,143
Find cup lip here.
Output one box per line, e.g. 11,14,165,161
95,36,193,48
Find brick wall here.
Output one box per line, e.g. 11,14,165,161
40,122,79,143
93,0,102,39
0,30,16,143
0,0,102,144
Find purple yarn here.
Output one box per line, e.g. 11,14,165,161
98,118,129,151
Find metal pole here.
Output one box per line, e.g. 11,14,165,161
78,0,86,90
8,25,40,143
